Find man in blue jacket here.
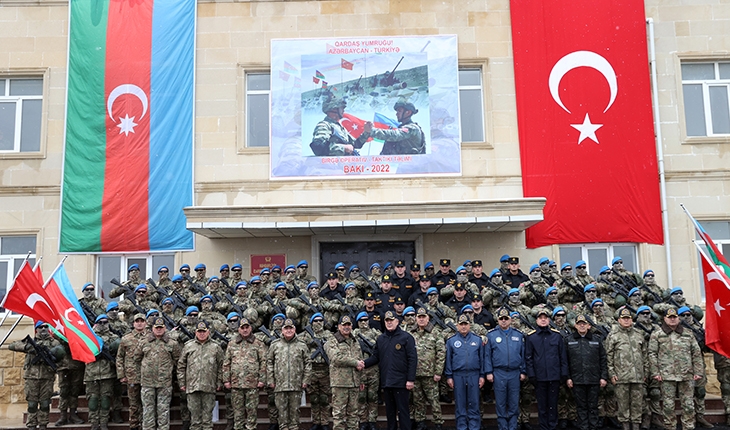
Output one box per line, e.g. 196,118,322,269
445,314,486,430
362,310,417,430
485,308,527,430
525,307,569,430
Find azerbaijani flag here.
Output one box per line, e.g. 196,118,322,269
60,0,196,253
315,70,326,79
683,204,730,274
374,113,399,129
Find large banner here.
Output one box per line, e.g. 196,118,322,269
510,0,663,248
270,35,461,179
60,0,195,253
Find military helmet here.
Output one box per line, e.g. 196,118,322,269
393,99,418,114
322,97,346,114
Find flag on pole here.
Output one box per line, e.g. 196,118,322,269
313,77,320,84
341,59,354,70
60,0,196,253
0,261,59,329
283,61,298,73
315,70,325,79
374,113,399,129
279,70,290,81
683,205,730,274
697,247,730,358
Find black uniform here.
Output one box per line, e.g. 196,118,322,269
473,308,496,331
526,325,570,430
444,296,472,316
469,273,490,289
503,270,529,289
565,331,608,430
432,270,456,292
391,275,415,304
320,284,345,300
376,290,402,312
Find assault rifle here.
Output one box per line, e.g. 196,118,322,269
110,278,136,301
358,273,382,294
414,300,458,333
584,314,609,339
298,294,331,330
357,333,375,357
258,326,279,343
23,335,57,371
98,344,116,365
523,282,545,305
79,300,98,326
303,325,329,365
148,278,185,313
224,292,247,316
484,281,509,304
333,293,357,320
263,294,287,316
501,303,536,332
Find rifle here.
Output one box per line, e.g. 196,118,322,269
263,294,287,316
174,322,195,341
415,300,458,332
523,281,546,305
358,273,382,294
298,294,332,330
23,335,57,371
79,300,98,326
611,269,642,291
303,325,330,365
159,311,178,331
562,279,586,303
258,326,279,343
484,280,509,304
357,333,375,357
110,278,135,301
224,292,247,316
211,329,230,345
501,303,536,331
98,344,116,365
584,314,609,338
640,284,663,304
333,293,357,319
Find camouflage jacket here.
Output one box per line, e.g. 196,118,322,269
109,317,130,337
368,118,425,155
410,325,446,377
116,329,146,384
310,116,368,156
300,327,335,366
648,323,703,381
266,334,311,392
84,330,120,382
137,332,181,388
80,297,108,316
324,332,362,388
605,325,647,383
9,335,64,380
177,338,224,393
222,333,267,389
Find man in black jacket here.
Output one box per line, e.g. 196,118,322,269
566,314,608,430
361,311,417,430
504,256,530,289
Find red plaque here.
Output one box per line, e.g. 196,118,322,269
250,254,287,277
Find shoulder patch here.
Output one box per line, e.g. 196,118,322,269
526,329,536,335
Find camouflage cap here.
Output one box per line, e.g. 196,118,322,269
384,311,397,320
416,307,428,316
664,307,678,317
282,318,296,328
133,313,146,321
457,314,470,324
239,318,250,326
618,307,632,319
535,307,551,318
496,308,510,319
339,315,352,325
195,321,209,331
575,314,589,324
153,317,165,328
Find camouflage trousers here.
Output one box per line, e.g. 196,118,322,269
308,364,331,425
558,382,577,420
331,387,359,430
358,367,380,424
85,378,114,425
127,383,142,429
598,384,617,418
24,378,54,428
274,391,302,430
660,380,695,430
615,383,644,423
173,376,190,423
112,377,124,414
57,368,84,411
187,391,216,430
411,376,443,424
717,367,730,414
230,388,258,430
265,386,278,425
644,379,662,416
519,380,535,424
693,373,707,416
141,386,172,430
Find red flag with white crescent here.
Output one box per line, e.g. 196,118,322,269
510,0,663,248
699,248,730,358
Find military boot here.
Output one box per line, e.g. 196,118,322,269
68,409,84,424
224,420,234,430
368,422,377,430
110,410,123,424
99,423,109,430
622,422,630,430
39,425,47,430
651,413,664,430
726,414,730,427
641,413,651,430
54,410,68,427
609,417,623,428
181,421,191,430
696,415,714,428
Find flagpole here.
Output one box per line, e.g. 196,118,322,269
0,252,31,308
42,256,69,290
0,315,24,348
33,256,43,271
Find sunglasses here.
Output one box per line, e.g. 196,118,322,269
498,317,509,321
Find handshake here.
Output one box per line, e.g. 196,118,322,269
356,360,366,371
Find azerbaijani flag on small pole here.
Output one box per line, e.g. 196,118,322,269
60,0,196,253
681,204,730,274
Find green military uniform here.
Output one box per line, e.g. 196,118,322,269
363,105,425,155
116,325,147,430
713,352,730,425
309,98,369,156
605,319,647,426
222,324,267,430
324,318,363,430
353,321,380,429
300,319,335,428
410,314,446,429
84,327,120,430
54,341,85,426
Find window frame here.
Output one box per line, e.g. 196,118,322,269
237,64,271,153
0,69,49,159
457,59,493,148
96,253,175,300
0,233,39,314
558,243,639,278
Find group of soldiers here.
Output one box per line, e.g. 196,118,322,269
7,254,730,430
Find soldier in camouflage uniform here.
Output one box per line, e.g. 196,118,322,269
178,321,224,430
574,260,595,287
400,306,417,332
410,308,446,430
349,265,369,296
267,318,312,430
440,266,479,300
106,302,130,337
301,313,335,430
573,284,603,317
295,260,316,286
519,264,551,308
255,314,285,430
54,340,85,427
538,257,559,287
197,295,226,332
713,351,730,426
109,264,143,301
595,266,621,310
605,308,647,430
633,306,662,429
85,315,121,430
639,270,665,307
482,269,509,312
137,317,181,430
9,322,65,430
229,265,244,292
504,288,533,326
191,264,209,293
154,266,173,290
609,257,643,292
120,285,159,325
116,314,148,430
556,264,584,309
362,99,425,155
80,283,108,316
161,298,183,324
222,318,266,430
648,308,704,430
677,307,714,428
368,263,383,287
353,312,380,430
325,315,363,430
309,97,369,156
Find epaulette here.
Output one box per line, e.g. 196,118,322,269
550,327,560,333
525,329,537,335
488,327,499,333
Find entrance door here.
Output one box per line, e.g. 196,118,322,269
319,241,416,281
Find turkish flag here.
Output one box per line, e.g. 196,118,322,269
510,0,663,248
341,58,354,70
699,249,730,358
0,261,59,327
341,113,368,139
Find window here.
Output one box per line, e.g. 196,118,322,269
96,254,174,299
246,73,270,147
695,221,730,300
681,62,730,137
0,78,43,152
558,243,638,278
458,67,485,143
0,235,37,313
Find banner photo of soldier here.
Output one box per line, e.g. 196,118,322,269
59,0,196,253
269,35,461,179
510,0,663,248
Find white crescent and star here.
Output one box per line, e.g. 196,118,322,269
548,50,618,145
26,293,52,312
64,307,86,327
107,84,148,137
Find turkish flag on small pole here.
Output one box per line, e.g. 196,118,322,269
341,58,354,70
698,246,730,358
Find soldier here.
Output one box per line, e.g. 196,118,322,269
409,308,445,430
444,282,473,315
219,264,231,290
192,263,209,291
633,306,662,429
161,298,183,324
441,266,478,300
178,321,224,430
222,318,266,430
354,312,380,430
120,285,158,322
391,260,416,304
155,266,173,290
410,263,422,282
713,352,730,427
301,313,335,430
445,314,486,430
485,308,527,430
324,315,363,430
648,308,703,430
500,255,511,276
517,264,548,307
423,262,435,281
267,318,312,430
539,257,559,286
573,284,601,317
54,339,85,427
116,313,147,430
362,99,425,155
137,317,181,430
9,322,65,430
296,260,316,287
109,264,143,300
198,295,226,331
310,97,368,156
229,264,244,291
610,257,643,291
368,263,383,286
677,307,714,429
640,270,665,307
362,292,383,331
432,259,457,293
105,302,130,337
505,288,532,323
556,264,584,309
320,271,346,300
574,260,595,287
349,265,368,296
80,283,108,316
483,269,509,312
85,315,121,430
271,265,282,285
566,314,608,430
504,257,530,289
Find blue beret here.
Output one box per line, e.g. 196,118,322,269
307,281,319,290
508,288,519,296
185,306,199,316
194,263,206,271
356,312,369,321
274,282,287,290
106,302,119,312
629,287,640,296
134,284,147,293
146,309,159,318
456,266,467,274
463,260,472,266
310,313,324,323
172,274,183,282
260,267,271,274
285,265,295,272
549,260,556,266
271,313,285,324
383,262,392,269
600,266,611,274
128,264,139,271
612,256,622,264
500,254,510,262
272,265,281,271
490,269,501,277
349,264,360,272
539,257,549,265
576,260,586,267
82,282,95,291
590,298,604,308
583,283,596,293
158,265,169,273
677,306,691,315
161,297,173,305
249,276,261,283
552,306,565,317
297,260,308,267
235,281,247,289
510,311,520,318
461,304,474,313
670,286,683,295
403,306,416,315
95,314,108,323
426,287,438,295
637,305,651,314
643,269,654,277
232,264,242,270
424,262,434,269
544,286,557,297
369,262,381,271
207,276,219,283
344,282,355,290
180,264,190,271
227,312,240,321
334,262,345,269
529,264,540,273
200,295,213,302
219,264,229,271
35,321,46,329
561,263,572,271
